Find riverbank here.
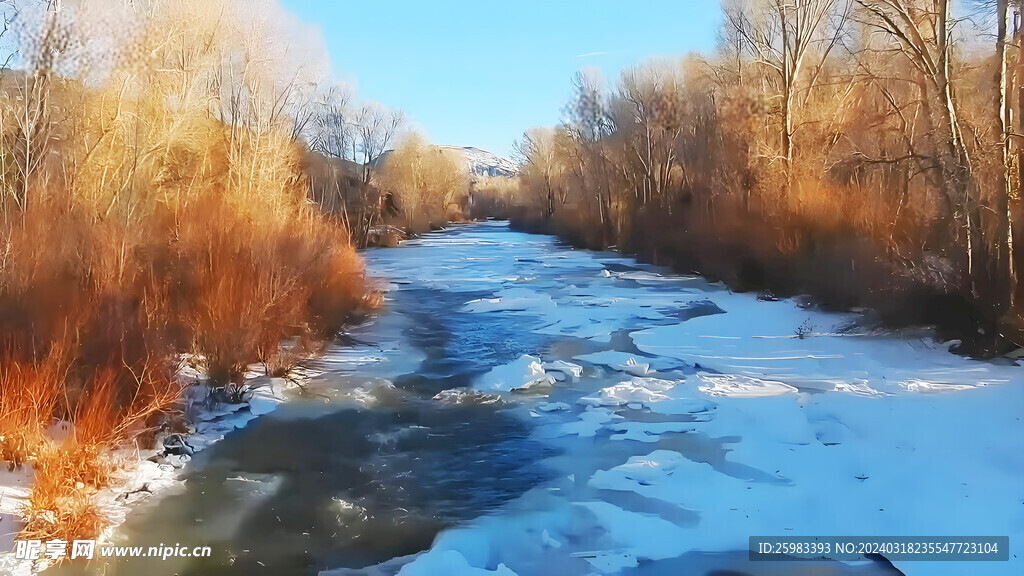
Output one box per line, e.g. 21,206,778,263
0,362,319,575
33,221,1013,576
349,222,1024,576
507,208,1009,357
24,222,1021,575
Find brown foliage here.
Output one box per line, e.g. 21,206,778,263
379,133,470,232
511,1,1018,347
0,0,372,543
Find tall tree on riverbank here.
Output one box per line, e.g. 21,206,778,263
356,103,405,184
856,0,1017,335
724,0,850,182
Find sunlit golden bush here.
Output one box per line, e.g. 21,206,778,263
0,0,370,542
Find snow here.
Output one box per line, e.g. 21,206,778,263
396,550,518,576
695,372,799,397
476,355,555,392
356,223,1024,576
436,145,517,178
0,465,32,575
630,292,1021,395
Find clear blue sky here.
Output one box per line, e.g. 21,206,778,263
283,1,723,158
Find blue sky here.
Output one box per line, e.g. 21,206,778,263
283,1,723,158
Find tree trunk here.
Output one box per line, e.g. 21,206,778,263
992,0,1016,336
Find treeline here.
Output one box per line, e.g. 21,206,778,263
512,0,1022,352
304,91,483,242
0,0,370,540
378,133,470,232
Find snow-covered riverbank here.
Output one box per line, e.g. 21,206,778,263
332,222,1023,576
17,222,1020,576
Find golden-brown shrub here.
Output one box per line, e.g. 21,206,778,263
0,0,372,543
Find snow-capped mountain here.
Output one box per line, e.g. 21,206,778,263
437,145,517,178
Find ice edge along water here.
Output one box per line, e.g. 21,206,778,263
340,223,1024,576
0,344,386,576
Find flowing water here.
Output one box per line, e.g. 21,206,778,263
52,222,1024,576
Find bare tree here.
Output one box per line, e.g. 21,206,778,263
616,65,688,207
725,0,850,178
514,127,565,216
994,0,1015,317
354,102,404,184
563,70,619,235
309,84,353,160
2,0,66,213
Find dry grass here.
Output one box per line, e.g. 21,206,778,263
0,356,65,469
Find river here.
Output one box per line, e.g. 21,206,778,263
53,222,1024,576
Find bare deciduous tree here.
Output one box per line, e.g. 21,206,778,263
355,102,404,184
725,0,850,178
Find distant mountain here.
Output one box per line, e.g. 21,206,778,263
369,145,518,179
437,146,517,178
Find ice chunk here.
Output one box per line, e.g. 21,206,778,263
573,350,680,372
900,378,975,393
613,357,651,376
397,549,517,576
832,381,883,397
541,529,562,549
477,355,555,392
341,379,401,407
462,287,556,315
696,373,797,397
434,388,502,406
607,421,694,442
541,360,583,379
589,450,688,491
579,377,680,408
574,501,689,562
560,407,620,437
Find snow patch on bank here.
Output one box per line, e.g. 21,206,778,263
631,292,1019,395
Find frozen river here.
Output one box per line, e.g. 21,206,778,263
58,222,1024,576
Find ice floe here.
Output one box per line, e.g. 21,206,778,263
559,407,621,438
578,377,680,408
475,355,560,393
695,372,799,397
359,223,1024,576
572,350,680,372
